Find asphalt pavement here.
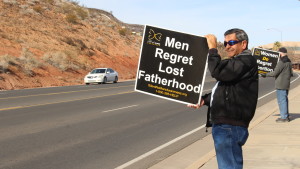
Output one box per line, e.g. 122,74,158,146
149,73,300,169
1,75,299,169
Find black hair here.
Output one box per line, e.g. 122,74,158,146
224,28,249,49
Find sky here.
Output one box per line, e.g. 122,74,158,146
76,0,300,48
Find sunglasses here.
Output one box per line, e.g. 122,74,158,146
224,40,241,47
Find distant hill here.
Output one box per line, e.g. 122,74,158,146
260,41,300,63
0,0,144,90
87,8,144,34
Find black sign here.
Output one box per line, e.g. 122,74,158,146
253,48,280,74
135,25,208,104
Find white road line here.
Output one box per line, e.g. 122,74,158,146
0,91,135,111
258,91,275,100
258,72,300,100
115,124,206,169
116,73,300,169
102,105,139,113
0,85,134,100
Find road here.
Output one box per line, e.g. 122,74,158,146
0,72,299,169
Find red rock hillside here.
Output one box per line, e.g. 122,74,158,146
0,0,144,90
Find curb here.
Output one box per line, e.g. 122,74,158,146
185,82,300,169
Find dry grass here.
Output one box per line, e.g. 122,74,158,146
62,1,89,23
42,51,80,71
19,48,43,76
0,54,16,73
0,48,43,76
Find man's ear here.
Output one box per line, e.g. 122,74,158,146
242,40,247,50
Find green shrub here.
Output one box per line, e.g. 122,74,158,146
66,13,79,24
62,1,89,23
62,3,73,14
63,37,87,51
33,5,44,14
64,37,76,46
74,6,88,20
68,0,79,6
42,0,54,4
119,28,127,36
272,41,281,51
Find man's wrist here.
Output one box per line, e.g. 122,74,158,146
209,48,218,55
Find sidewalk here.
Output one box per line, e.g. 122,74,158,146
150,83,300,169
197,84,300,169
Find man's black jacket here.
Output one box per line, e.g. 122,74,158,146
203,49,258,128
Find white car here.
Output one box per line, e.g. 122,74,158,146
84,68,118,85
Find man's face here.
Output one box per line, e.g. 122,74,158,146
224,33,247,58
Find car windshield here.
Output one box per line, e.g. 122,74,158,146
90,69,106,74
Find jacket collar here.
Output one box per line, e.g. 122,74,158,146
235,49,252,57
280,55,291,63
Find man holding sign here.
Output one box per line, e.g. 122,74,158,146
261,47,293,122
189,28,258,169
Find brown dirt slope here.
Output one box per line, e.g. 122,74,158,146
0,0,143,90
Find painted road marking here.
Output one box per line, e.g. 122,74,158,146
0,85,134,100
259,72,300,100
102,105,139,113
115,124,206,169
0,91,135,111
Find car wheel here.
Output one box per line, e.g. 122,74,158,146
85,83,90,85
113,76,118,83
103,77,107,84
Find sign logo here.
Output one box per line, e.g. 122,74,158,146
147,29,162,46
254,49,261,56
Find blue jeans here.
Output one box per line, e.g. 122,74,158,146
212,124,249,169
276,89,289,119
